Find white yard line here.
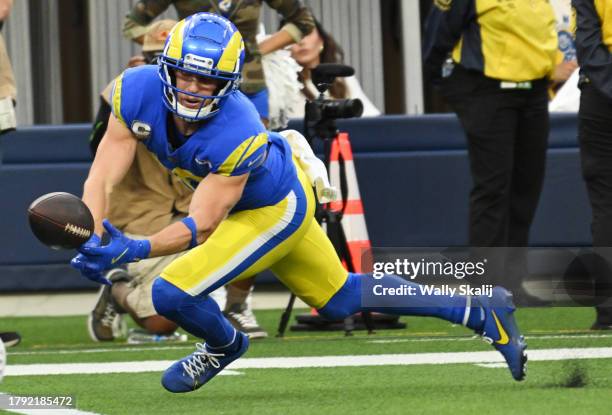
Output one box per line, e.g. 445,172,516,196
5,347,612,377
9,345,194,356
9,332,612,357
368,333,612,344
474,363,507,368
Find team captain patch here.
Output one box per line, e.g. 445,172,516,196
131,120,152,140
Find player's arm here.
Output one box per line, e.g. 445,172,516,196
122,0,172,42
259,0,315,55
82,114,137,236
146,172,249,257
422,0,473,83
574,0,612,97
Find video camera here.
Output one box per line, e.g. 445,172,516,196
305,63,363,142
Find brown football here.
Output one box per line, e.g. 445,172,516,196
27,192,94,250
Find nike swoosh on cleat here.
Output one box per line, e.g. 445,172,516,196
492,311,510,345
111,248,130,264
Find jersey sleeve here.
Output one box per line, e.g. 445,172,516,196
122,0,172,39
265,0,315,41
422,0,474,83
109,72,130,127
574,0,612,98
211,132,270,177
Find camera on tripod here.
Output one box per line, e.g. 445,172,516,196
305,63,364,142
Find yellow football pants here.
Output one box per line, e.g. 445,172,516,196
161,164,348,309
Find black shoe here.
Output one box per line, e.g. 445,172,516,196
0,332,21,347
87,269,131,341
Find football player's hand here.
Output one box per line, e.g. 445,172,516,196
70,234,111,286
78,219,151,269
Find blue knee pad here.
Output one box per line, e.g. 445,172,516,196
152,277,185,319
317,273,362,321
152,277,236,347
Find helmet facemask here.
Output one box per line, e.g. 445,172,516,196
158,14,245,122
159,56,240,122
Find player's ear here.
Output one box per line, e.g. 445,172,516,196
158,30,170,41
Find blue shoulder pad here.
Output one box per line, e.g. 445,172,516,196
110,66,159,129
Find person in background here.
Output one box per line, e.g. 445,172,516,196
574,0,612,330
423,0,558,305
0,0,21,348
286,18,380,118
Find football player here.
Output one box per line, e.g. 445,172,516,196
72,13,527,393
88,20,267,342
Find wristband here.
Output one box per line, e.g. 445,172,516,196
134,239,151,261
180,217,199,249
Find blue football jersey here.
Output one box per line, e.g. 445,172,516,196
110,65,296,211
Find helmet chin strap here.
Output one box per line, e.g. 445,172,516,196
172,80,233,121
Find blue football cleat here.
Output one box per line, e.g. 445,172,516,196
477,286,527,381
161,331,249,393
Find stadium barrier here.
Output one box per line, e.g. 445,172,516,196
0,114,590,291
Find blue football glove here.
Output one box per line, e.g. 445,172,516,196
78,219,151,270
70,234,111,286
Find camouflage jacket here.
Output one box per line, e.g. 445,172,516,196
123,0,314,94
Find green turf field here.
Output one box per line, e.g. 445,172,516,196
0,307,611,414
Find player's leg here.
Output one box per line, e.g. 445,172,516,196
152,167,314,392
273,220,527,381
118,254,179,335
113,265,179,338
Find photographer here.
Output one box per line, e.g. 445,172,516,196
286,18,380,119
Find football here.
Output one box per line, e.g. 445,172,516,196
27,192,94,250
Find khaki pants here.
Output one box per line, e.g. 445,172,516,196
125,234,186,318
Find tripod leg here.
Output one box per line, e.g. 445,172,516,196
343,315,355,336
276,293,296,338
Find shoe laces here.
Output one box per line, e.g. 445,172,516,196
227,307,260,329
182,343,224,380
479,335,494,345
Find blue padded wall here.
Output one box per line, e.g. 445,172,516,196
0,114,591,291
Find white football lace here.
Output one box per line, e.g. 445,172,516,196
481,335,494,345
471,333,494,345
101,305,117,327
182,343,224,379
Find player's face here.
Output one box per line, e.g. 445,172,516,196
174,70,220,109
290,28,324,69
